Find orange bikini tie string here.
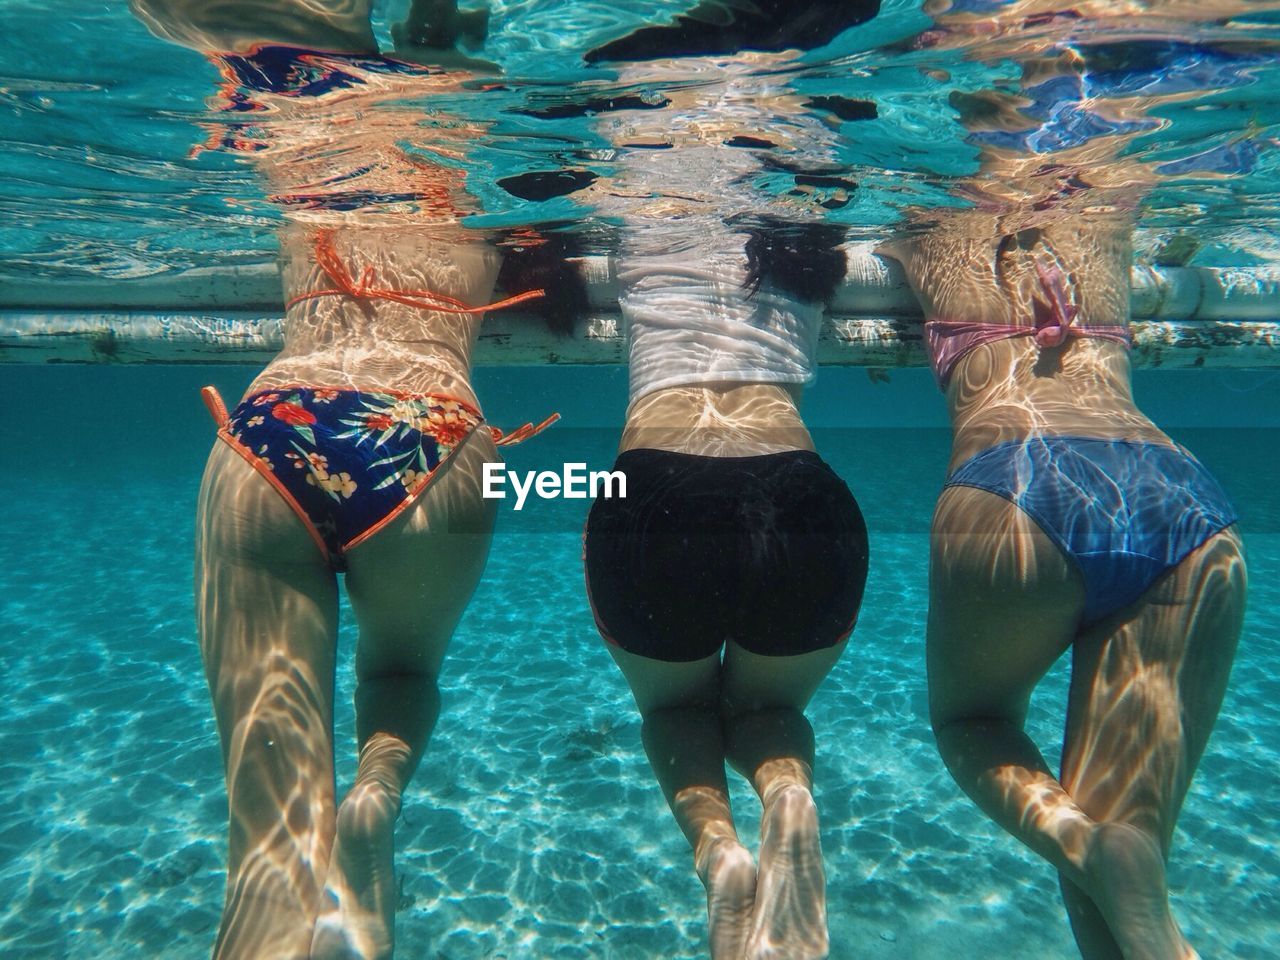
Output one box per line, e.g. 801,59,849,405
286,230,547,315
276,233,559,445
201,385,231,426
489,412,561,447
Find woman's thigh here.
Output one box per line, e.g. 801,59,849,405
1061,527,1247,846
927,485,1082,728
195,439,340,873
342,427,499,681
196,440,340,757
720,640,848,715
607,644,722,715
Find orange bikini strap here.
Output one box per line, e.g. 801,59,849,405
286,230,546,315
489,412,561,447
201,385,231,427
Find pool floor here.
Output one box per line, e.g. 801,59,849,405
0,365,1276,959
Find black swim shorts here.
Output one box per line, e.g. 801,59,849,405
583,448,868,662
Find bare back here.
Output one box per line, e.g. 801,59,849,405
249,227,498,407
620,382,816,457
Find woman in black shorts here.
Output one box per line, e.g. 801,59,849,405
583,219,867,960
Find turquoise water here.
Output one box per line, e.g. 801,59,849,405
1,364,1277,958
4,0,1280,285
4,0,1280,956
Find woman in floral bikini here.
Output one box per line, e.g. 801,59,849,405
134,2,550,958
197,226,540,960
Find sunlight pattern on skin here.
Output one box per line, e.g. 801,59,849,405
137,1,513,955
196,331,501,958
891,8,1255,951
1061,534,1249,843
265,229,502,401
927,362,1247,959
746,781,829,960
312,734,414,960
687,805,757,960
984,768,1094,870
929,478,1245,959
196,444,340,959
884,220,1166,469
621,384,816,457
641,706,760,960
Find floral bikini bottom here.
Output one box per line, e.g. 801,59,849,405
204,385,486,569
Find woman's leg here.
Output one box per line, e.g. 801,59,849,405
310,429,499,960
930,485,1248,960
927,488,1102,903
609,645,759,960
1056,529,1246,960
196,440,341,960
720,639,848,960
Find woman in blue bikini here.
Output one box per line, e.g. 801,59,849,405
887,217,1246,959
885,3,1252,954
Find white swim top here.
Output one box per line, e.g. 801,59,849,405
589,55,839,406
620,226,825,404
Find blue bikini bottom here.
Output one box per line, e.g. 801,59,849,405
944,437,1238,626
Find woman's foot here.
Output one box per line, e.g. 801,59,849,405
310,780,401,960
1084,822,1198,960
745,784,828,960
696,836,758,960
310,908,364,960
